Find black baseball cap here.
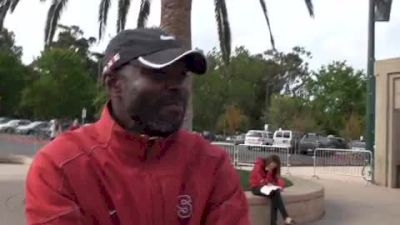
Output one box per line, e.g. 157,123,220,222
102,28,207,75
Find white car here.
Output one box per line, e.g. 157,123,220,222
0,119,31,133
244,130,273,145
16,121,49,135
273,129,293,147
0,117,10,124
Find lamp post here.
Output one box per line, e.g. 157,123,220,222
366,0,376,153
366,0,392,152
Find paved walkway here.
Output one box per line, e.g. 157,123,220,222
307,178,400,225
0,164,27,225
1,163,400,225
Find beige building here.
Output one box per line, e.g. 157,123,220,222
375,57,400,188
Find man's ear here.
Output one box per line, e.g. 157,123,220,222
104,73,122,98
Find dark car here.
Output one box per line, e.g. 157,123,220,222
226,134,245,145
327,135,349,149
202,131,216,142
298,133,333,155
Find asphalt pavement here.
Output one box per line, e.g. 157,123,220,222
0,164,27,225
0,134,46,157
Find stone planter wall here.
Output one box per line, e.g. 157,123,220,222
246,177,324,225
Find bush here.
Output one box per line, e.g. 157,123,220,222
236,169,293,191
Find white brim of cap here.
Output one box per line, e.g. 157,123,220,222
137,48,207,74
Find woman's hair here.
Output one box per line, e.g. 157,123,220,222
263,154,281,177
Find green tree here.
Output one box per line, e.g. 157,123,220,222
0,28,22,57
193,46,312,132
262,47,312,122
2,0,314,130
0,28,29,117
216,104,249,135
305,61,366,135
268,94,319,133
20,48,96,120
340,112,364,140
50,24,101,81
193,47,268,131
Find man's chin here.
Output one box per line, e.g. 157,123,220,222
145,117,184,137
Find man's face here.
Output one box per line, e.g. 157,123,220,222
113,60,190,136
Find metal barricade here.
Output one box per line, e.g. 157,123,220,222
212,142,237,166
237,144,291,174
212,142,291,174
313,148,373,182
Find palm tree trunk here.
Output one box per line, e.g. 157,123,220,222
160,0,194,131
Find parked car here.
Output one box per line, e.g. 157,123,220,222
244,130,273,145
349,140,366,150
273,129,302,153
0,119,31,133
327,135,349,149
15,121,50,135
226,134,246,145
0,117,10,124
298,133,333,155
202,131,216,142
35,124,52,140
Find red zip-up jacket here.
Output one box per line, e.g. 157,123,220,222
249,158,285,188
25,106,250,225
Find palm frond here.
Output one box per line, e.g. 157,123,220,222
258,0,275,50
214,0,231,64
98,0,111,39
305,0,314,17
44,0,69,46
10,0,20,12
137,0,150,28
117,0,131,32
0,0,12,30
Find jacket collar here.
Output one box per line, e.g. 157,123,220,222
95,103,182,161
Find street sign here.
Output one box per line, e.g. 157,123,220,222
375,0,392,22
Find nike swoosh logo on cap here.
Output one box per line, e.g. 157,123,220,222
160,35,175,40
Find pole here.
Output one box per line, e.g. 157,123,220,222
366,0,375,153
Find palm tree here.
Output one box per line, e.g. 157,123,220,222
0,0,314,130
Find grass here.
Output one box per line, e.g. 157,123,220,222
236,169,293,191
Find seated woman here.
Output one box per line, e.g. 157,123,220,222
249,155,294,225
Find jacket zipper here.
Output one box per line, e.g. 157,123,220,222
143,138,158,225
144,138,157,161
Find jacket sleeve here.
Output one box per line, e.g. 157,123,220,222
202,151,250,225
277,177,285,189
25,152,86,225
249,158,264,188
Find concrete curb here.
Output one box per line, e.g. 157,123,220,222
246,176,325,225
0,155,32,165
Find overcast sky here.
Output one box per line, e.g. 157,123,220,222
4,0,400,71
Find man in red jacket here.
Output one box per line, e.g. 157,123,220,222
25,28,250,225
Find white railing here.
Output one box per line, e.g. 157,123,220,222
213,143,374,182
213,142,237,166
213,142,291,174
313,148,373,182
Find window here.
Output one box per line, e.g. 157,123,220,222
283,132,291,138
276,132,283,138
247,131,262,137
